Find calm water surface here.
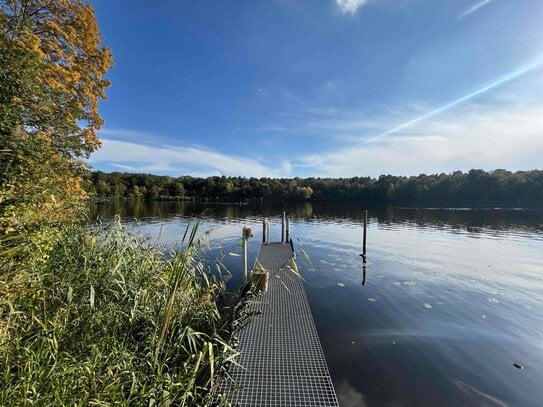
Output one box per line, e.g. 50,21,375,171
91,201,543,406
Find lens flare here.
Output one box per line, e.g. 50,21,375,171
361,56,543,146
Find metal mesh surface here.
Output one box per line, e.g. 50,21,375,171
219,243,339,406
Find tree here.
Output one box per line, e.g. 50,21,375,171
96,180,111,196
0,0,113,156
1,0,112,263
295,186,313,200
130,184,142,199
168,182,185,197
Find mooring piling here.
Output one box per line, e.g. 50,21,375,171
242,226,252,282
281,211,286,243
286,217,290,242
361,210,368,263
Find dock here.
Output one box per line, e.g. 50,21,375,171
218,216,339,406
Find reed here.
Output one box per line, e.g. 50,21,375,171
0,216,235,406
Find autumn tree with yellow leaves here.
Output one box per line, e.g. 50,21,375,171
0,6,237,404
0,0,112,263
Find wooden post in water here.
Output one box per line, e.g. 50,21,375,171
242,227,252,282
281,211,286,243
361,210,367,263
286,217,290,242
262,218,267,244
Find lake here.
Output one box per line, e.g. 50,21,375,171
90,200,543,406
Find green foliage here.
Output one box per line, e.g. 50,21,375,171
0,3,235,405
1,0,113,156
0,217,235,406
85,169,543,206
0,34,42,135
295,186,313,200
0,129,87,267
0,0,112,267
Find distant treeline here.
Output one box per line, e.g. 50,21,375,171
84,169,543,206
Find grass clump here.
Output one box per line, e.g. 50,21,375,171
0,216,235,406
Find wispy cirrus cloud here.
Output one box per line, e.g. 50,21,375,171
259,55,543,176
335,0,368,15
297,103,543,177
88,136,291,178
459,0,493,19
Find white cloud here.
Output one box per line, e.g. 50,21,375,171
335,0,368,15
89,137,291,178
297,104,543,177
459,0,492,19
279,158,293,175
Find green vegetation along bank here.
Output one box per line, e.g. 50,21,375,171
1,1,236,405
1,218,236,405
86,169,543,207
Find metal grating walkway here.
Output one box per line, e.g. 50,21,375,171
220,242,339,406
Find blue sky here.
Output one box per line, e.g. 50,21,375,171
88,0,543,177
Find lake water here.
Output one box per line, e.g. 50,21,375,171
90,201,543,406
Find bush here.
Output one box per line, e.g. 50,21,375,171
0,217,235,406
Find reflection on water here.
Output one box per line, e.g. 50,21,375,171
337,380,368,406
90,200,543,237
453,380,508,407
90,201,543,406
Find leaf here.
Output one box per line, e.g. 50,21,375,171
67,286,73,304
289,258,299,274
208,342,214,386
89,285,95,309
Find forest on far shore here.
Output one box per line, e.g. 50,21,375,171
84,169,543,206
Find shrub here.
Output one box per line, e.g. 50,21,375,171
0,216,235,406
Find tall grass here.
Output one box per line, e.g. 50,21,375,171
0,216,236,406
